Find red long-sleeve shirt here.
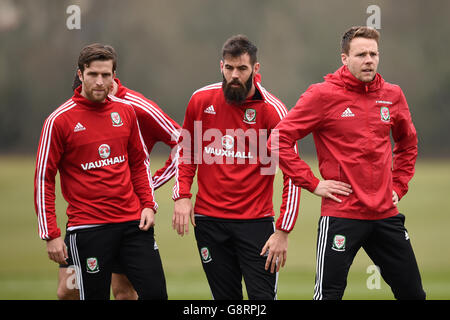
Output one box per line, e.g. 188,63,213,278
34,87,157,240
114,78,181,189
173,74,300,232
269,66,418,220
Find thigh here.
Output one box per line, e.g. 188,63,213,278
57,266,79,300
110,257,137,300
314,216,368,300
119,223,167,300
111,273,138,300
363,213,426,300
67,226,118,300
194,219,243,300
233,220,277,300
58,234,79,300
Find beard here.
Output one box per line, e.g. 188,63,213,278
222,71,253,105
84,86,109,103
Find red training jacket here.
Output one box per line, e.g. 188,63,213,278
173,74,300,232
114,78,181,189
34,87,157,240
269,66,418,220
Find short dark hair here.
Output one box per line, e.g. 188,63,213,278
222,34,257,65
77,43,117,74
341,26,380,54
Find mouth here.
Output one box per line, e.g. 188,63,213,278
229,80,242,86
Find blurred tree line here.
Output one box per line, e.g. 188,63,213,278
0,0,449,157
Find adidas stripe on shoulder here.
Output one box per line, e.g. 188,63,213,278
191,82,222,97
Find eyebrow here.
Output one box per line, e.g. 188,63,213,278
355,50,378,55
86,71,112,75
224,63,249,69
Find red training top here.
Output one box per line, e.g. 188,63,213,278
114,78,181,190
174,74,300,232
269,65,418,220
34,87,157,240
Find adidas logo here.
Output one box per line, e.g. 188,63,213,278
74,122,86,132
204,105,216,114
341,107,355,118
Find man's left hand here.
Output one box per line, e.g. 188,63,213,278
261,229,289,273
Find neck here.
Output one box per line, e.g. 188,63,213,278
111,79,118,96
246,84,256,99
80,88,91,100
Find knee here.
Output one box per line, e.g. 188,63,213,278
111,275,138,300
137,289,168,300
113,287,138,300
57,267,79,300
57,283,79,300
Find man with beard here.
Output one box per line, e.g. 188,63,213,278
172,35,300,299
34,43,167,299
57,63,180,300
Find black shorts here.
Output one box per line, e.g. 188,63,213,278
62,220,167,300
194,216,277,300
314,213,426,300
61,252,123,274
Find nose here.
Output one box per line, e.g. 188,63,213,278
95,75,104,86
364,55,374,65
231,69,240,79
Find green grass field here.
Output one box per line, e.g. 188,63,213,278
0,155,449,300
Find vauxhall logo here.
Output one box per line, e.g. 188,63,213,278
203,134,254,161
81,144,126,170
171,121,281,175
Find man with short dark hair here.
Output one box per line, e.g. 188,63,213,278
34,43,167,300
269,26,426,300
57,70,180,300
173,35,300,300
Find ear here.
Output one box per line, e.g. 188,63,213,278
220,60,224,72
77,69,83,81
341,53,348,66
253,62,260,74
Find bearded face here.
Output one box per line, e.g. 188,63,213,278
79,60,114,103
222,70,253,105
220,53,259,105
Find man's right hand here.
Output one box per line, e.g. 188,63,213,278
46,237,68,265
173,198,195,236
313,180,352,203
